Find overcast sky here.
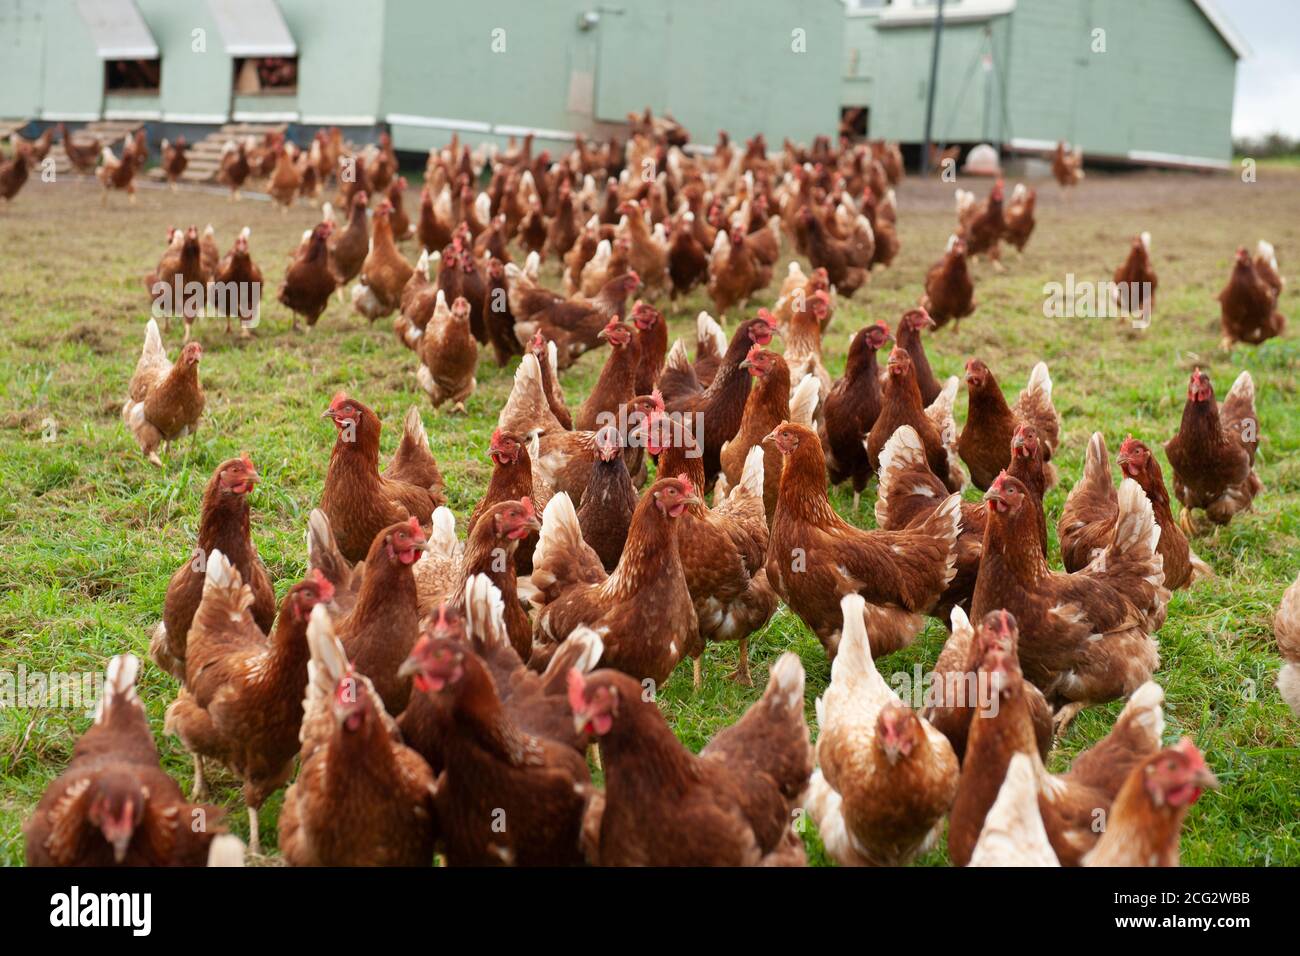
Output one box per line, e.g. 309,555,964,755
1223,0,1300,139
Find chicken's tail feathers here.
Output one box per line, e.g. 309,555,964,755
765,651,806,713
1025,361,1053,404
96,653,141,723
665,337,690,373
833,593,878,683
1140,230,1152,253
1081,431,1111,489
426,505,459,560
1225,369,1255,409
1256,239,1277,272
789,374,820,427
206,834,246,867
306,509,353,592
531,492,598,602
735,445,765,500
140,318,166,366
1117,681,1166,751
539,625,605,690
463,572,510,653
874,425,936,527
697,311,726,357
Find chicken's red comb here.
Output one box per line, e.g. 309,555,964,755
757,308,776,324
650,388,665,412
489,427,504,446
520,496,535,518
330,390,349,407
676,473,695,497
239,451,254,469
746,344,766,363
309,568,336,603
1118,434,1143,454
1173,737,1207,768
989,470,1010,493
566,668,587,716
406,515,423,536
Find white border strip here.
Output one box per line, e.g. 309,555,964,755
162,112,230,123
104,108,162,121
232,110,299,122
41,111,101,122
388,113,492,134
493,123,577,142
1127,149,1231,171
299,115,377,126
94,45,159,58
223,43,297,56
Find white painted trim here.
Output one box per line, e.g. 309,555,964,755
1008,137,1058,152
299,115,377,126
1127,149,1231,171
104,108,162,121
877,0,1015,27
41,111,101,122
162,112,230,124
223,43,297,56
96,46,159,58
387,113,492,134
1190,0,1251,59
1007,138,1229,171
232,110,299,122
493,124,577,142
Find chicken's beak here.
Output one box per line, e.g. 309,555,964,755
739,358,752,369
409,539,431,552
321,408,337,420
761,427,780,445
396,655,421,680
572,708,590,735
1011,434,1026,453
984,486,1006,506
596,328,609,341
1194,767,1220,791
682,494,704,507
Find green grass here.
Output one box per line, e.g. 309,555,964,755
1,167,1297,867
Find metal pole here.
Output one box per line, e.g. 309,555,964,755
920,0,946,174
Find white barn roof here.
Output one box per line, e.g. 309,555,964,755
74,0,158,59
206,0,297,57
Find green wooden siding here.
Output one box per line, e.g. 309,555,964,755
866,18,1012,143
1006,0,1237,161
38,0,102,120
839,0,1239,163
135,0,230,121
0,0,46,118
382,0,844,152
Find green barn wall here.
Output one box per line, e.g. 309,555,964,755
0,0,46,118
840,0,1239,164
136,0,229,121
382,0,844,153
865,17,1012,143
276,0,385,123
39,0,102,120
841,14,878,108
1006,0,1237,162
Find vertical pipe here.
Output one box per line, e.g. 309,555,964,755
920,0,946,174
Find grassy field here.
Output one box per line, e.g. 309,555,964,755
0,166,1296,867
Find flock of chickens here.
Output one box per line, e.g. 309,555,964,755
13,109,1296,868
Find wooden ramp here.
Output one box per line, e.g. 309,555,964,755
147,122,287,184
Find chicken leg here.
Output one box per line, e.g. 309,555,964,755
190,754,209,800
1052,701,1085,738
730,637,753,686
247,805,261,856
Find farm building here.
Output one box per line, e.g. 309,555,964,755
841,0,1248,169
0,0,845,156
